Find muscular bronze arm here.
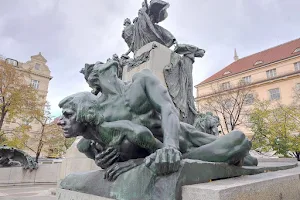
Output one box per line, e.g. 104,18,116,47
143,75,180,149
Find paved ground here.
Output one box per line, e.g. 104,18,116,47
0,184,56,200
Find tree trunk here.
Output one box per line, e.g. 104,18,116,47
296,152,300,161
0,110,6,132
0,111,7,143
35,125,45,163
35,142,43,163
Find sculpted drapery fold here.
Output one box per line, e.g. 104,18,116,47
122,0,176,54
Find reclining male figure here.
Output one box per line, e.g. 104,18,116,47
57,60,257,180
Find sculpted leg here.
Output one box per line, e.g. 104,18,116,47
183,130,251,165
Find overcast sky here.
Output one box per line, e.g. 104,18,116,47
0,0,299,117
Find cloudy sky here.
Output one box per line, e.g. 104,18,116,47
0,0,299,117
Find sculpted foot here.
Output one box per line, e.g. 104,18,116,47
227,136,251,166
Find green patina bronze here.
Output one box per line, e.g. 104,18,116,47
0,145,38,170
193,112,220,136
122,0,177,55
57,60,257,181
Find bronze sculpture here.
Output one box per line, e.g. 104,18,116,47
58,60,256,180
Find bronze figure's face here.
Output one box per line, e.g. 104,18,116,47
57,108,84,138
58,92,101,138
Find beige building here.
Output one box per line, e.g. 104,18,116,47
1,52,52,147
195,38,300,137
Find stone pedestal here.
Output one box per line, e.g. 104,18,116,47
182,162,300,200
59,137,99,182
57,190,113,200
58,160,297,200
122,42,173,86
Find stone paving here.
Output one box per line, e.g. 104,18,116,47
0,184,56,200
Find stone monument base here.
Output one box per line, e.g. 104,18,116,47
57,190,113,200
57,160,298,200
57,162,300,200
122,41,173,86
59,137,99,183
182,162,300,200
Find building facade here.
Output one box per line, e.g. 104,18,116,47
0,52,52,149
195,38,300,137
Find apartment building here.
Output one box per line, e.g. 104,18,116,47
0,52,52,146
195,38,300,136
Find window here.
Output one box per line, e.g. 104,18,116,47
221,82,230,90
254,60,263,65
242,76,251,84
296,83,300,91
12,60,17,67
5,59,18,67
31,80,39,89
269,88,280,100
293,48,300,53
35,63,40,70
245,94,254,105
294,62,300,71
266,69,276,79
295,83,300,95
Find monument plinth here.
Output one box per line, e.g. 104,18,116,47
122,42,173,86
59,137,98,182
57,160,298,200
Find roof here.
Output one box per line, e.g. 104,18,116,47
196,38,300,86
31,52,47,63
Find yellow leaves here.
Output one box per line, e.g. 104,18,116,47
0,61,71,158
3,131,30,150
0,61,40,130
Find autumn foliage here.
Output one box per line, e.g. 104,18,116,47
0,60,73,161
0,60,40,137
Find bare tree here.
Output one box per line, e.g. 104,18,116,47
18,103,63,162
199,81,254,134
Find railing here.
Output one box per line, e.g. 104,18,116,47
39,158,63,164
